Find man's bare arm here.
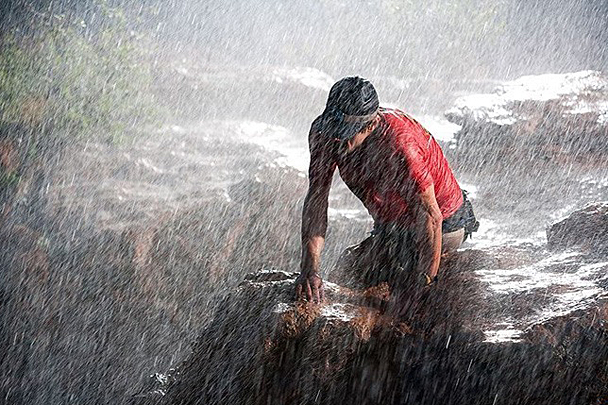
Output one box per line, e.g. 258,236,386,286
295,125,336,302
412,185,443,281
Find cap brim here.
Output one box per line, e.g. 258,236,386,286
321,109,376,141
334,122,366,141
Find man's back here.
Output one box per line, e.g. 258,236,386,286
312,107,462,227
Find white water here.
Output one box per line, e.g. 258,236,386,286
448,70,608,126
480,255,608,342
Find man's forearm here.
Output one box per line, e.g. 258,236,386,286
415,211,443,279
300,189,329,275
296,126,334,302
296,199,328,302
300,235,325,275
412,186,444,279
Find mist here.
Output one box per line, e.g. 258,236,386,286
1,1,608,404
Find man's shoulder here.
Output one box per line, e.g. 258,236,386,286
380,107,420,129
379,108,429,146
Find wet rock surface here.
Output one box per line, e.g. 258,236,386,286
135,246,608,405
134,200,608,404
442,71,608,250
445,71,608,168
547,202,608,254
0,118,367,404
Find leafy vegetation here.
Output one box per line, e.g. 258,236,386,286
0,1,159,144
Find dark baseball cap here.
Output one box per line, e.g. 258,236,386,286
321,76,379,141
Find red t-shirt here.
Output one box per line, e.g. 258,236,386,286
332,108,463,225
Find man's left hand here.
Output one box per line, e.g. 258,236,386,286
295,272,325,303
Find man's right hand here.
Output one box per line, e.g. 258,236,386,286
295,272,325,303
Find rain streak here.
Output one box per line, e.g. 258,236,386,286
1,1,608,404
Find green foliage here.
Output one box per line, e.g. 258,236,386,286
0,168,20,188
0,2,159,143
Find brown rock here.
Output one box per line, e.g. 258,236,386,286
445,71,608,169
547,202,608,253
135,250,608,405
0,139,19,174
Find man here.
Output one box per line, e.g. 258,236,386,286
295,76,478,303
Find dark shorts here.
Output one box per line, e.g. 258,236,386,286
332,191,478,289
332,223,416,289
442,190,479,239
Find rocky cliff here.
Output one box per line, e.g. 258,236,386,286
3,69,608,404
123,71,608,405
134,203,608,405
